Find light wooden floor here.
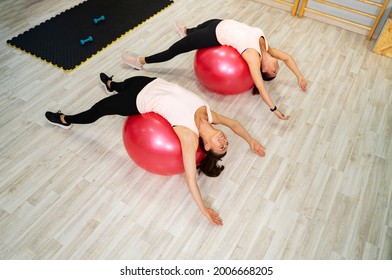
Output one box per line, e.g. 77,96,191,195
0,0,391,260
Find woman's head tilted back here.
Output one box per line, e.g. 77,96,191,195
262,53,279,79
197,137,227,177
252,53,279,95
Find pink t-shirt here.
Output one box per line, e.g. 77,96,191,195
215,19,268,55
136,78,213,136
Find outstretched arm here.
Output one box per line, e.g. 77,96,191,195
174,126,223,226
268,47,307,91
242,49,290,120
211,112,265,157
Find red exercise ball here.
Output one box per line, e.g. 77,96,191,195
194,45,254,95
123,112,205,176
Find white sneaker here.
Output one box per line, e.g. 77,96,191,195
175,20,187,38
122,53,143,70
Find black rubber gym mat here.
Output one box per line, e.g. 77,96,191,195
6,0,173,71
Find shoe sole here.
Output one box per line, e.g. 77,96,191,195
175,21,186,38
46,118,72,129
123,60,143,70
121,54,143,70
175,28,185,38
99,78,115,95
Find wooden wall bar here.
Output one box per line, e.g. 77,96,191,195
253,0,391,39
298,0,390,39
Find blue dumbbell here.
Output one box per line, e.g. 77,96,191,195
80,36,93,45
93,15,105,24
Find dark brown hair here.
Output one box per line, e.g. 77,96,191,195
252,69,276,95
197,138,226,177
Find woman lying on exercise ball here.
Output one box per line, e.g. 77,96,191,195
122,19,307,120
45,73,265,226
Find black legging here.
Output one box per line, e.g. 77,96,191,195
64,76,156,124
145,19,222,64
